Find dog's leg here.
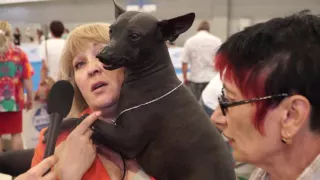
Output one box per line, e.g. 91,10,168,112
92,119,153,159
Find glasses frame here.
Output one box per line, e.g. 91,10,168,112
218,91,289,116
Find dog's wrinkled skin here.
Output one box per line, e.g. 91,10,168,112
54,0,236,179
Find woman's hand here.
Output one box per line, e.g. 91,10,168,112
54,111,101,180
15,156,58,180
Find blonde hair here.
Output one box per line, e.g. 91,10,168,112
59,23,110,117
0,21,11,53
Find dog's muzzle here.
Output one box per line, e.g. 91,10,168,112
96,50,129,70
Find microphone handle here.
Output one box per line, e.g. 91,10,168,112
43,113,62,176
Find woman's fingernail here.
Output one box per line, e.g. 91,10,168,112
95,111,101,116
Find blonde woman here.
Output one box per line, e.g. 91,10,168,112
32,23,154,180
0,21,33,151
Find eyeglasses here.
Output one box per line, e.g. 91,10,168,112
218,90,289,116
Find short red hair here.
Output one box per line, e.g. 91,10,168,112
215,52,274,134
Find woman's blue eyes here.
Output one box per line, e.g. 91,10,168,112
74,61,85,70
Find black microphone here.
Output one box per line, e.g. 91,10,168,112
43,80,74,160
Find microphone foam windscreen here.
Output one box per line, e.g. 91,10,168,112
47,80,74,117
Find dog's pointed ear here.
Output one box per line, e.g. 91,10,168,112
157,13,195,42
113,0,126,19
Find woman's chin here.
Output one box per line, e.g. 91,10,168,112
232,150,245,162
91,97,117,111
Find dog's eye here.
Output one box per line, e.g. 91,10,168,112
109,29,112,36
129,33,140,41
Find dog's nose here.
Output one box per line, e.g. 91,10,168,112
97,47,113,59
106,51,114,57
103,46,115,55
99,46,109,55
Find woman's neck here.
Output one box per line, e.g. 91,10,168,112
98,115,115,124
257,131,320,180
93,103,118,124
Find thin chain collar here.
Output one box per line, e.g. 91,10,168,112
111,81,184,125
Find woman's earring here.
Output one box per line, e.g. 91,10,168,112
281,134,292,144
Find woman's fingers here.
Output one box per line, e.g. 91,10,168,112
41,170,57,180
28,156,58,177
83,129,94,138
71,111,101,136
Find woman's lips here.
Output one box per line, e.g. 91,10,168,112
91,81,108,92
222,133,235,143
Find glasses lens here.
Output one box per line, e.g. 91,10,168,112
218,96,227,116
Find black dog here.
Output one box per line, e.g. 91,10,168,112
84,0,236,179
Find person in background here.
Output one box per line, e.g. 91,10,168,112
36,29,44,45
211,11,320,180
39,20,65,82
25,27,34,43
181,20,222,100
34,76,55,103
0,21,33,152
199,75,222,117
13,28,21,46
62,28,69,40
32,23,155,180
166,40,176,48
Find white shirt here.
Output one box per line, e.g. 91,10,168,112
201,75,223,110
39,38,66,81
180,31,222,83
